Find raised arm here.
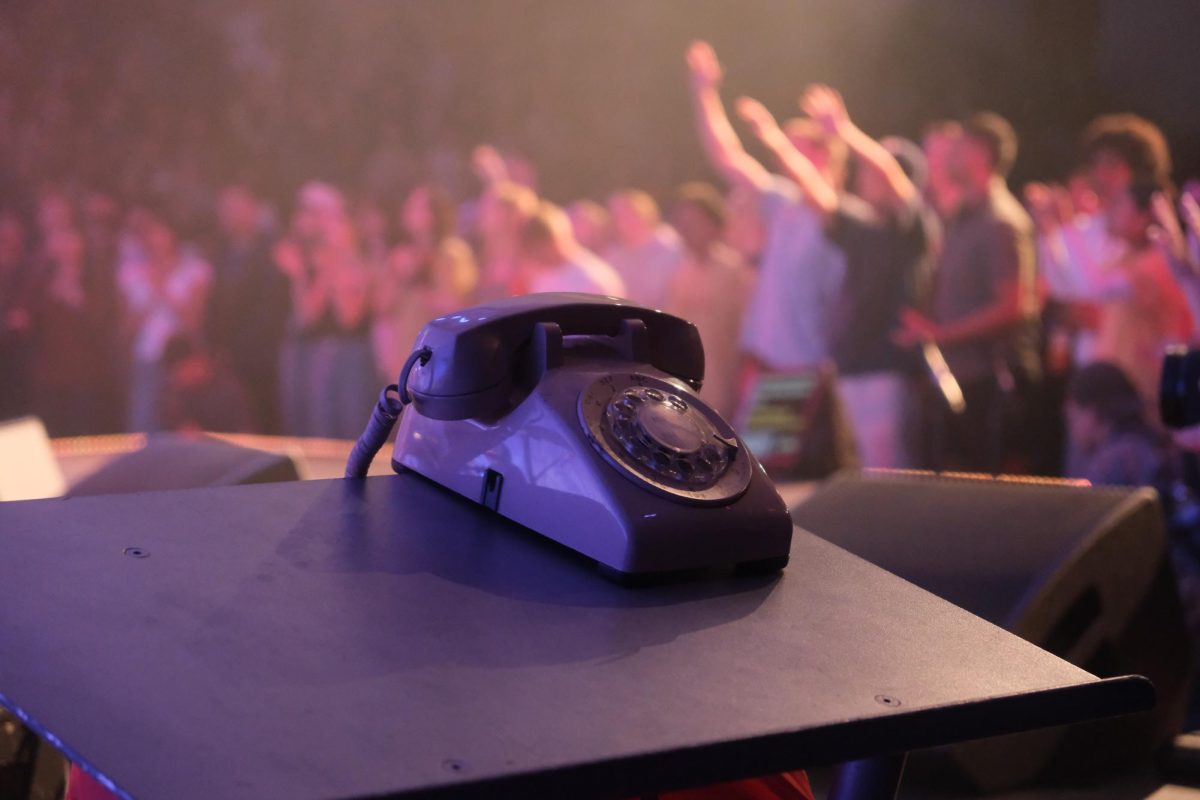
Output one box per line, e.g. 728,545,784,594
685,41,770,193
1158,191,1200,279
801,84,915,212
471,144,511,186
735,96,837,218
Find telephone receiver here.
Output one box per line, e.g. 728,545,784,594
391,292,793,581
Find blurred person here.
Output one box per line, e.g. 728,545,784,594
35,186,75,240
723,184,766,266
1028,114,1173,365
922,120,963,221
80,190,121,266
1066,364,1200,648
518,201,625,296
1024,167,1103,474
1040,177,1191,406
685,41,846,377
567,199,614,255
893,112,1040,472
275,183,374,439
603,189,683,308
0,212,35,421
159,335,252,433
1153,187,1200,335
205,184,289,433
1027,166,1106,430
373,184,477,383
1065,361,1177,492
475,179,537,300
26,226,121,435
355,196,391,271
118,204,213,432
1066,168,1101,218
503,150,539,191
664,182,754,419
1089,178,1191,403
738,86,933,468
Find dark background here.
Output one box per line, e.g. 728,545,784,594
4,0,1199,207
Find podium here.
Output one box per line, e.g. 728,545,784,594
0,474,1153,799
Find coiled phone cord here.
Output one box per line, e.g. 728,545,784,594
344,347,431,478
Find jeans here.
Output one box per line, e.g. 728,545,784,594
279,335,376,439
838,371,910,469
127,360,165,433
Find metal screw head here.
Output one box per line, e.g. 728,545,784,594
874,694,901,707
123,547,150,559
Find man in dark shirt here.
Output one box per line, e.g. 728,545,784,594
894,112,1040,472
824,134,934,469
739,85,933,468
205,185,290,433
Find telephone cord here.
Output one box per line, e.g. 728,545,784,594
344,347,431,478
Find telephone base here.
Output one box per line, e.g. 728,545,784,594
735,555,791,575
595,555,790,587
390,308,794,580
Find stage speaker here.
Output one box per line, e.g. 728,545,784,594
791,472,1194,791
66,434,300,497
0,417,65,501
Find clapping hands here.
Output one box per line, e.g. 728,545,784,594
1023,182,1073,235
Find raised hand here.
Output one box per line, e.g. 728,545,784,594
472,144,508,184
1150,190,1187,264
686,40,723,91
799,84,849,137
1023,182,1070,235
734,96,780,142
1181,193,1200,242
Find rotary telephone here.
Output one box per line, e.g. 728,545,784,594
383,293,792,580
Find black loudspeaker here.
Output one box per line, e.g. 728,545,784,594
791,472,1194,791
66,434,300,496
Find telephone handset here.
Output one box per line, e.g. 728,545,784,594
404,293,704,421
392,292,792,580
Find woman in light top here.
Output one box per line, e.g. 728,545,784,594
372,184,478,383
275,182,374,438
517,201,625,298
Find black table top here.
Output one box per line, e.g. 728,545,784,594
0,474,1152,800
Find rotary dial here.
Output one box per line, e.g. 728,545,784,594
578,374,752,505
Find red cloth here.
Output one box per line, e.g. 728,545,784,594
656,771,815,800
65,764,120,800
68,760,815,799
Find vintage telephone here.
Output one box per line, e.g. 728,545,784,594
369,292,792,580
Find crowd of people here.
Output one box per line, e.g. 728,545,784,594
3,40,1200,505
